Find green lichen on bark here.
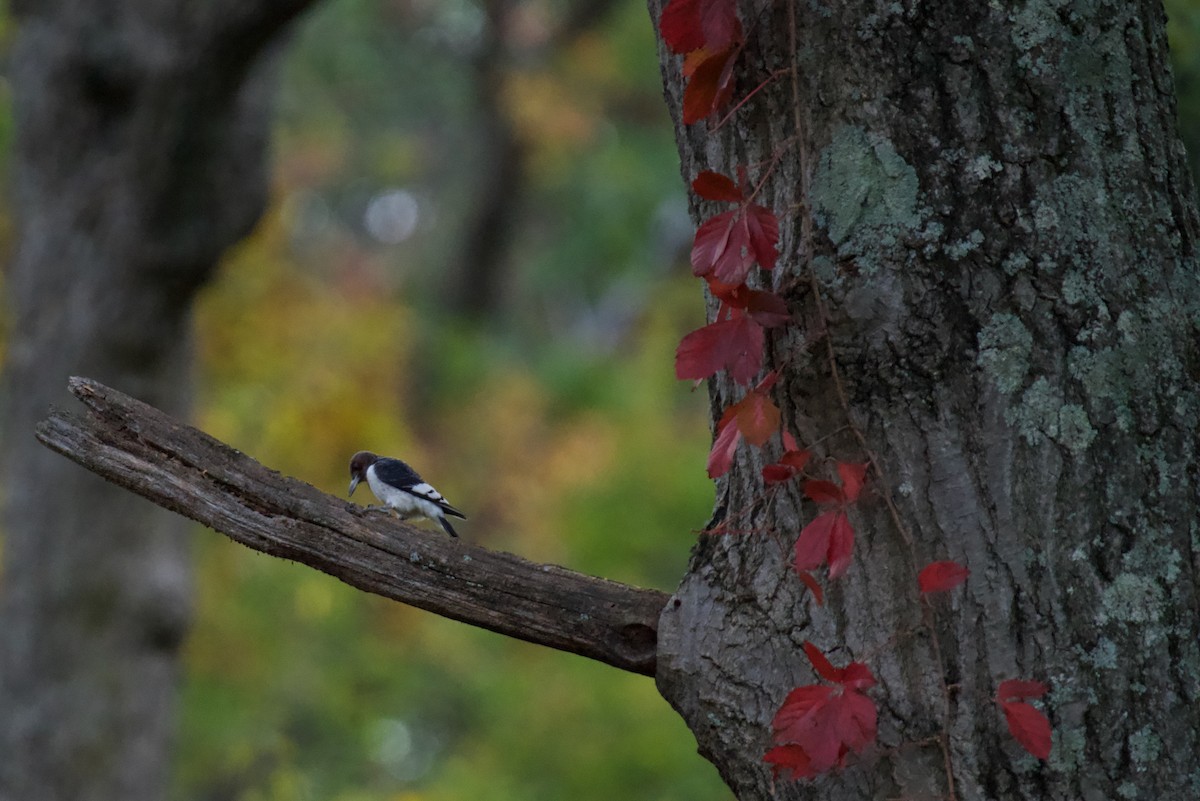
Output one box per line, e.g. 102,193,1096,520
977,313,1033,394
1050,726,1087,774
1128,726,1163,769
1005,377,1096,453
1083,637,1118,669
1097,573,1165,627
810,125,922,263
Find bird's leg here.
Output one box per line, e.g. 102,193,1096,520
365,505,404,520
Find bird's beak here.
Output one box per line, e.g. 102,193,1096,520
349,476,360,496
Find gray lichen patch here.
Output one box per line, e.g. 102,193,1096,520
1083,637,1118,670
1066,302,1197,434
1097,573,1165,627
945,229,984,261
1050,726,1087,774
1005,377,1097,454
978,313,1033,394
810,125,922,260
1060,268,1104,309
1128,726,1163,770
1026,175,1124,273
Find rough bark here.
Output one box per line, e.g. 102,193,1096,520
36,378,666,675
649,1,1200,800
0,3,313,799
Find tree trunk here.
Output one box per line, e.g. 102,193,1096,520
0,3,311,799
649,1,1200,799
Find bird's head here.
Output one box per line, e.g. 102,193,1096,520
348,451,379,496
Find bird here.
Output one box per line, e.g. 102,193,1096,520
348,451,465,537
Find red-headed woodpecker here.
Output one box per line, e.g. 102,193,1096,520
348,451,466,537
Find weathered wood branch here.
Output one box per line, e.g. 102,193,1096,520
36,377,668,676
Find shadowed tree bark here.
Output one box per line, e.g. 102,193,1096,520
0,2,314,799
646,0,1200,799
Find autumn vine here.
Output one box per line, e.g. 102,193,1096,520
659,0,1052,789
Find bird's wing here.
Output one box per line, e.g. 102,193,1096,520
374,459,466,519
406,481,466,519
372,458,422,488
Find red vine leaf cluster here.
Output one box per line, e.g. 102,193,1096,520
706,372,780,478
793,462,868,580
660,0,743,123
674,170,785,396
660,8,1052,782
690,171,779,285
674,169,788,480
765,641,878,780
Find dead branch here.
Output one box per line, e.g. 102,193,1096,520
36,377,667,676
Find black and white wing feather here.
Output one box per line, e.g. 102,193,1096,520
372,458,466,519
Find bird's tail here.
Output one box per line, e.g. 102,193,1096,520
438,516,459,537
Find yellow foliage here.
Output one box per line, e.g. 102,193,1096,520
195,204,414,490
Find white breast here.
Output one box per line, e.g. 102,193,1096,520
366,465,445,520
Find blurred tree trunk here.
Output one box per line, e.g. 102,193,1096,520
0,2,312,799
649,1,1200,799
446,0,621,320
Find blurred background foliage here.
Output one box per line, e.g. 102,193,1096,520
183,1,720,799
3,0,1200,799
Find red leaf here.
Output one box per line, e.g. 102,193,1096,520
734,392,780,446
763,744,815,780
707,413,740,478
782,430,800,452
919,561,970,594
659,0,703,53
997,679,1048,702
674,313,764,385
745,290,791,327
698,0,741,51
763,464,795,484
682,45,738,124
770,656,879,778
675,318,734,380
661,0,741,54
797,571,824,605
803,641,841,683
725,312,764,385
691,210,737,277
692,170,743,202
794,510,855,578
772,684,835,742
831,688,878,756
746,204,780,269
794,510,837,572
826,512,855,578
1002,701,1052,760
780,450,811,470
704,275,743,304
837,462,870,503
714,215,756,284
804,480,845,505
763,449,808,485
